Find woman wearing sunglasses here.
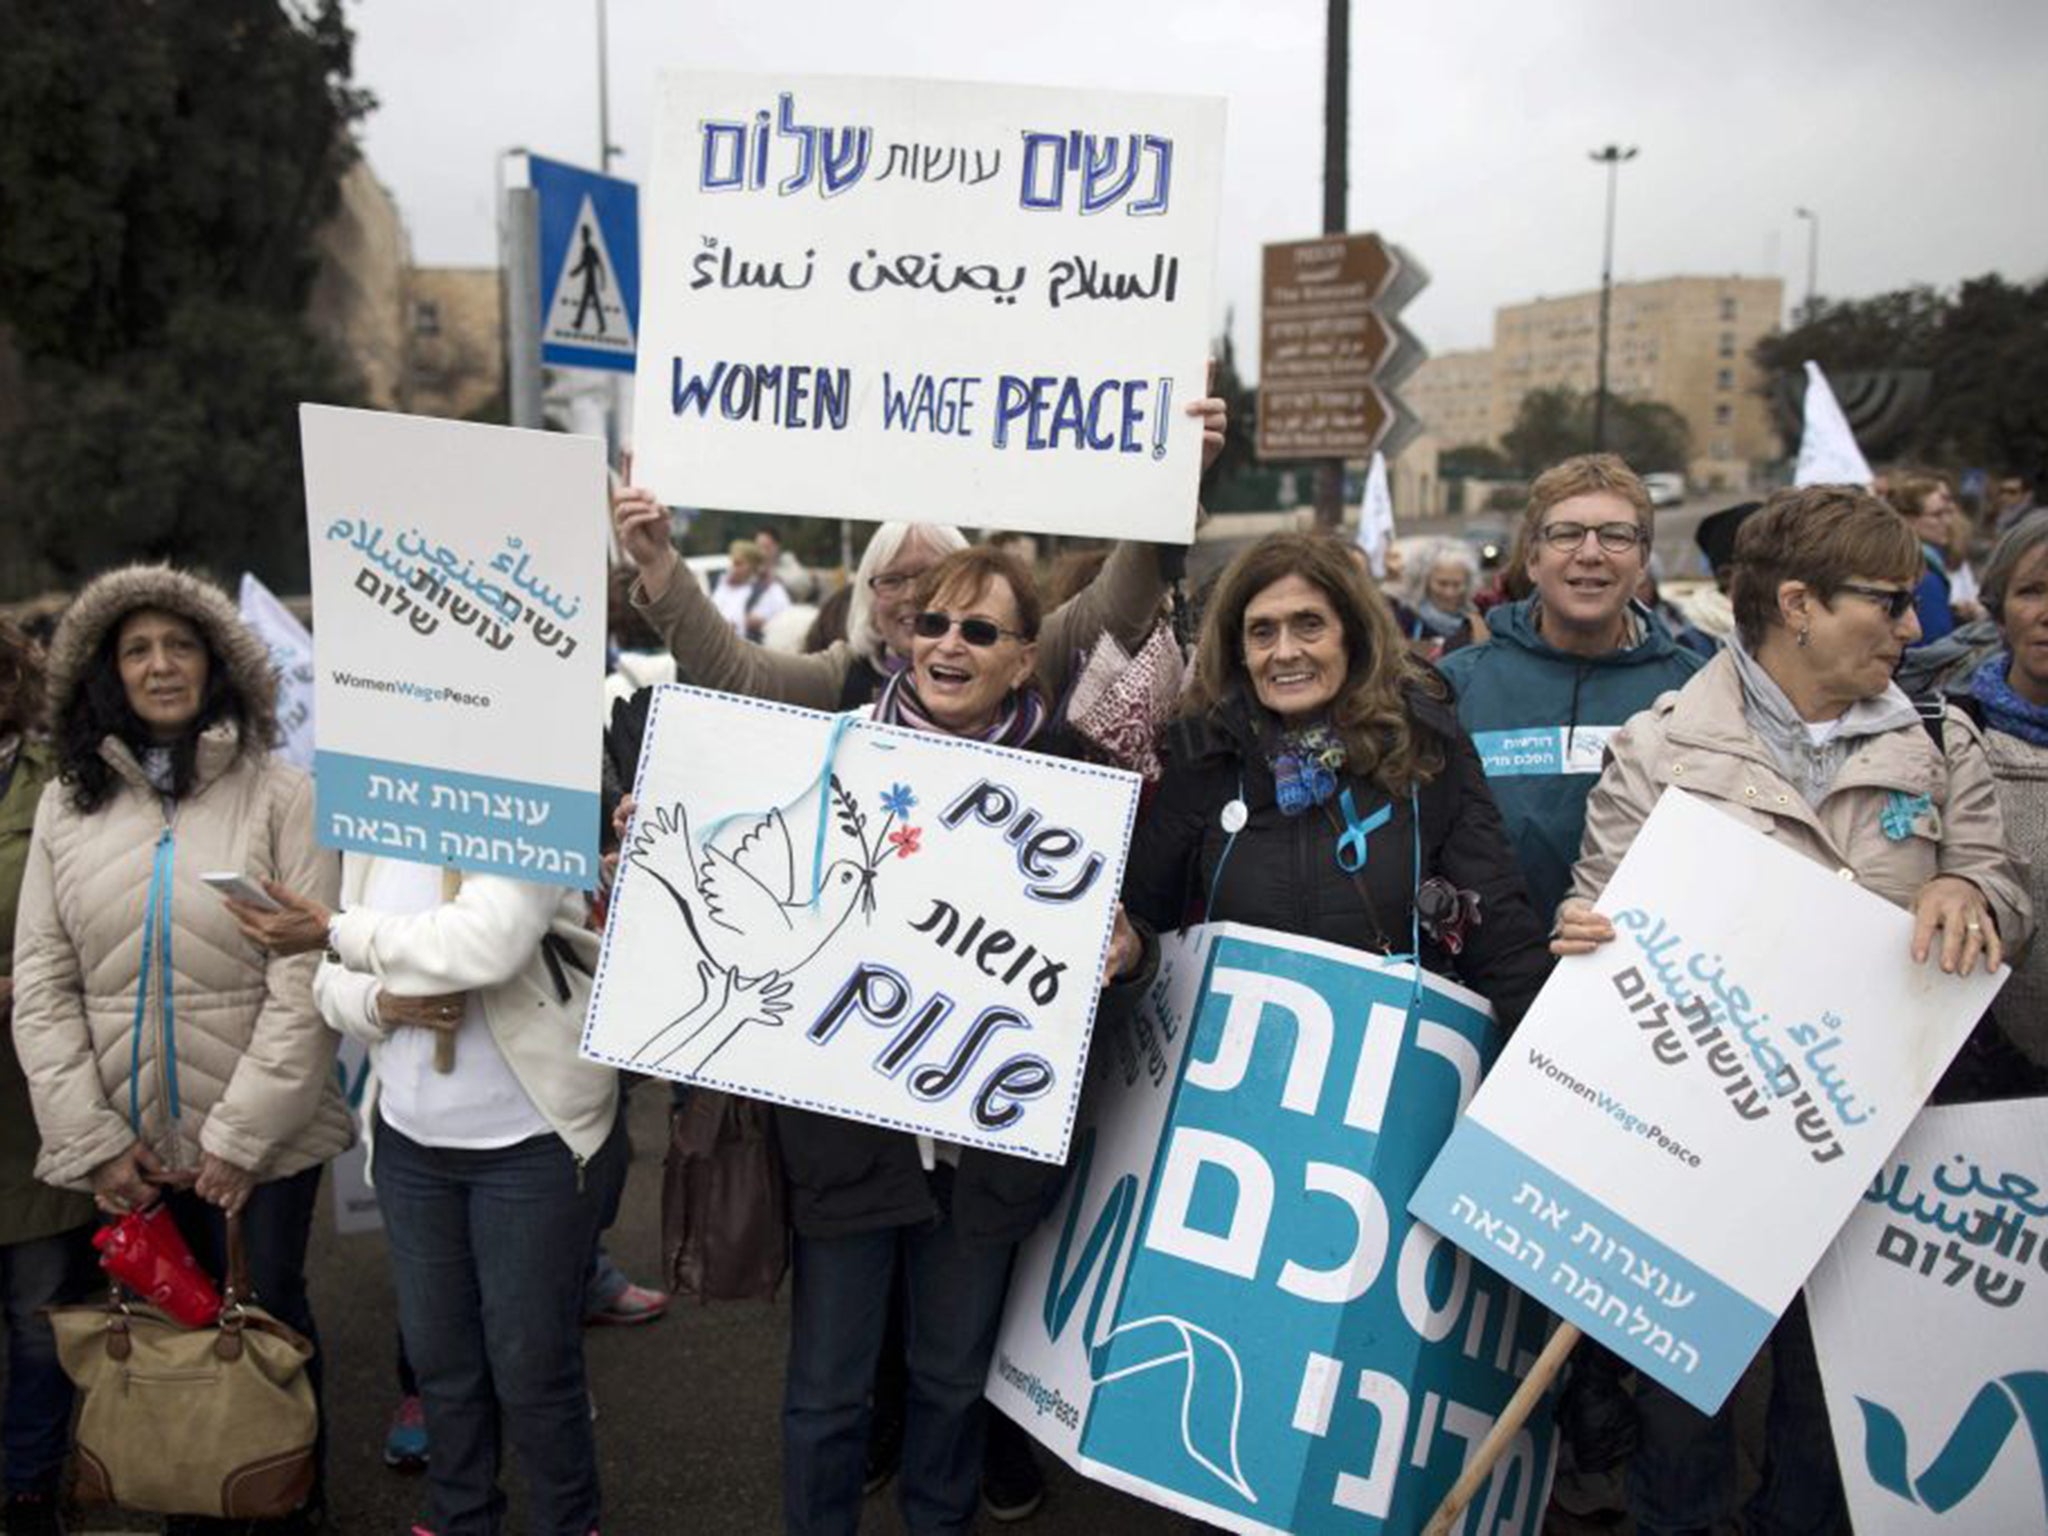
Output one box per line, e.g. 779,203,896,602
609,391,1226,717
775,544,1153,1536
1551,483,2031,1536
1122,531,1551,1026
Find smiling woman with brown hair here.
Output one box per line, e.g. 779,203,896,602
772,543,1155,1536
1124,531,1550,1023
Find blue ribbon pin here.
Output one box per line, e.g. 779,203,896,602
1334,788,1393,873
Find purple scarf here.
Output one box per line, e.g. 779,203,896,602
872,670,1046,748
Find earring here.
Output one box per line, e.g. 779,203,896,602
1796,626,1811,648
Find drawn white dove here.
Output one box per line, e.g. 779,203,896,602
620,790,878,1073
697,803,878,974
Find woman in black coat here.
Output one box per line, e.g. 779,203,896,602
1126,532,1550,1028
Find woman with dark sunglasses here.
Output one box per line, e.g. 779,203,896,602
608,386,1224,717
1552,484,2030,1536
775,545,1154,1536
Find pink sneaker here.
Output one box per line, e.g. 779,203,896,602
584,1280,669,1327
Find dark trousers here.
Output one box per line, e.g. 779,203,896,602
782,1178,1017,1536
1,1224,95,1494
1630,1296,1850,1535
374,1113,625,1536
161,1164,326,1498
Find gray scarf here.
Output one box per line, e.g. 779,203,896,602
1726,634,1918,807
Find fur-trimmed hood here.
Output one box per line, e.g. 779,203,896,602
45,565,279,746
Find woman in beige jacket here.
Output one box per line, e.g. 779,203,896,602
10,565,349,1528
1552,486,2031,1536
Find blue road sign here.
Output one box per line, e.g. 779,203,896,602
531,154,639,373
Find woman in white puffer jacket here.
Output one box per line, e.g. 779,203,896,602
237,861,620,1536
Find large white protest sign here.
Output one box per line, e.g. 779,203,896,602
237,572,315,771
629,71,1224,542
996,924,1557,1533
1807,1098,2048,1532
1410,788,2006,1414
581,686,1138,1164
300,406,607,882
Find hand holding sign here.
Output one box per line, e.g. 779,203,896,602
1911,874,2002,975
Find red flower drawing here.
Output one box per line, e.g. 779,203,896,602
888,825,922,859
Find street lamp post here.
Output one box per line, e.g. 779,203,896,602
1794,206,1819,323
1588,144,1637,452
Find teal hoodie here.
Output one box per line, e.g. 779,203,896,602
1437,597,1704,923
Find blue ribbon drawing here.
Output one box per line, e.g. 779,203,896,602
1859,1371,2048,1514
1041,1131,1258,1506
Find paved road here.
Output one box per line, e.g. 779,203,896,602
291,1086,1196,1535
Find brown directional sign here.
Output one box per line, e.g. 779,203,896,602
1256,232,1427,460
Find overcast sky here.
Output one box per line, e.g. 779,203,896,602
352,0,2048,372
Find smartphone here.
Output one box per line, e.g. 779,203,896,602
201,872,281,911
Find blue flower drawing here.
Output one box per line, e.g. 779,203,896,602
880,783,917,819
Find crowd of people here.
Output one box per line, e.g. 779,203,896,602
2,426,2044,1536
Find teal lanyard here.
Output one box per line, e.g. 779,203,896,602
127,826,182,1134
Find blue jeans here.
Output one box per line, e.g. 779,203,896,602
783,1174,1017,1536
161,1164,327,1498
375,1113,626,1536
1,1224,95,1494
1629,1297,1849,1535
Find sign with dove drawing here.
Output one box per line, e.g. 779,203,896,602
581,686,1140,1164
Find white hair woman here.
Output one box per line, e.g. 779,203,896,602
1399,536,1486,659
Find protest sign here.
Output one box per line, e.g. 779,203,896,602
629,70,1224,543
300,406,607,883
994,924,1557,1533
581,686,1138,1164
1410,788,2006,1414
237,572,315,772
1806,1098,2048,1532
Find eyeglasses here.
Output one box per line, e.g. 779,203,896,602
1835,582,1917,622
1539,520,1646,553
868,569,929,596
912,611,1026,647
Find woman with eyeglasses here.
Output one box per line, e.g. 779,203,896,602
609,391,1226,717
774,544,1154,1536
1122,531,1551,1024
1551,483,2031,1536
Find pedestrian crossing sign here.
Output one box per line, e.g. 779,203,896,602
531,154,639,373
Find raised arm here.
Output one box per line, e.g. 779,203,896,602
1036,388,1226,695
612,479,849,708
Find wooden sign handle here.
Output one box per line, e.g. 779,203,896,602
1422,1323,1580,1536
433,865,462,1075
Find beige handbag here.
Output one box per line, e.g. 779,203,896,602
50,1211,317,1519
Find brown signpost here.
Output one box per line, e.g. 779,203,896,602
1256,232,1427,463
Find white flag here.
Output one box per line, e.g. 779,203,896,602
237,573,315,772
1793,360,1873,488
1356,451,1395,577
